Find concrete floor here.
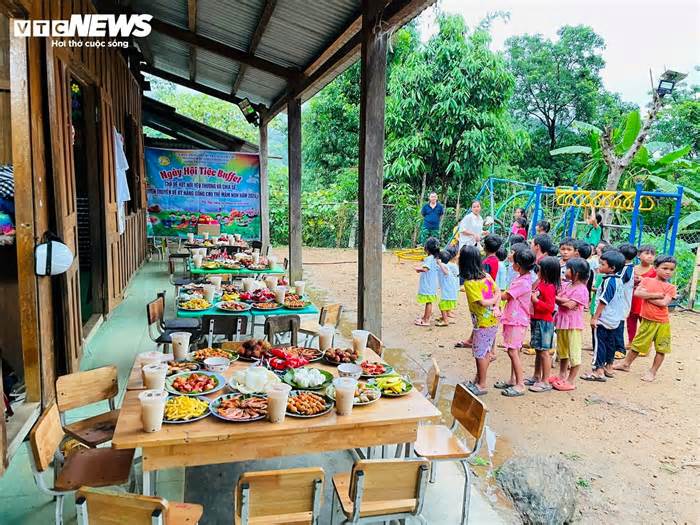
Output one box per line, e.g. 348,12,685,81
0,261,509,524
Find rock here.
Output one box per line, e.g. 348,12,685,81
497,456,577,525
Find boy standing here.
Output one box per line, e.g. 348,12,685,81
582,250,626,382
616,243,638,358
614,256,677,382
531,234,553,263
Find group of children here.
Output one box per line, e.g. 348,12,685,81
415,209,678,397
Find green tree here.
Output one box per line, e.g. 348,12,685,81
650,73,700,158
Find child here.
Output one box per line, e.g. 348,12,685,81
616,243,638,358
459,245,501,395
536,220,551,235
583,206,603,246
495,245,509,291
527,256,560,392
558,238,576,282
508,234,525,247
552,257,590,390
496,248,536,397
482,234,503,282
531,234,553,263
510,208,527,235
436,248,460,327
414,237,440,327
582,250,626,382
514,217,528,239
627,245,657,346
613,255,677,382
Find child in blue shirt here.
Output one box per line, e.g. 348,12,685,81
415,237,440,327
436,248,460,326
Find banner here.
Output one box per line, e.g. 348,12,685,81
145,147,261,239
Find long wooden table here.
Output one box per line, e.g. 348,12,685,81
190,265,285,276
113,350,441,495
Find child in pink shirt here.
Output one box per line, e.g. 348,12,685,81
496,247,536,397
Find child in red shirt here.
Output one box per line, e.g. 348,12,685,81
527,256,560,392
627,244,656,346
482,234,503,282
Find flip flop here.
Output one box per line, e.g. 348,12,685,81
524,377,537,386
435,319,449,327
614,351,626,360
465,382,488,396
529,383,553,393
501,386,525,397
604,370,615,378
522,348,536,355
581,373,607,382
454,341,472,348
547,376,563,385
494,381,514,390
414,319,430,327
553,381,576,391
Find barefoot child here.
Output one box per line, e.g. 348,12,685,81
436,248,459,327
614,255,677,382
459,245,501,395
496,248,536,397
415,237,440,326
527,256,560,392
583,250,626,382
627,245,656,347
552,258,590,390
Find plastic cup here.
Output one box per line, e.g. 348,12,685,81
228,234,235,244
203,232,209,240
264,276,278,290
242,278,255,292
252,252,260,264
351,330,370,355
187,232,195,243
234,234,242,242
267,255,277,269
193,254,203,268
294,281,306,296
138,390,168,432
209,275,222,291
142,363,168,390
333,377,357,416
267,383,292,423
203,284,216,303
170,332,192,361
319,326,334,351
274,286,287,304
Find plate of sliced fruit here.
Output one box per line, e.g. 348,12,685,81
359,360,394,378
368,374,413,397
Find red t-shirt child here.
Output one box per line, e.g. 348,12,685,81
630,267,656,315
532,281,556,322
482,254,499,282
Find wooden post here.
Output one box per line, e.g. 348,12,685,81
688,247,700,311
259,121,270,249
287,97,303,283
357,0,388,336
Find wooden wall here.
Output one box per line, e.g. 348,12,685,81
0,14,10,164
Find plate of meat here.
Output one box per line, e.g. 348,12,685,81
285,390,334,418
209,393,268,422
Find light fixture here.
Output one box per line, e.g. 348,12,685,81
237,97,260,126
656,70,687,97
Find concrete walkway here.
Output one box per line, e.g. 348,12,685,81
0,261,509,524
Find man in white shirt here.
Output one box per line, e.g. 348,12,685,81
458,200,486,250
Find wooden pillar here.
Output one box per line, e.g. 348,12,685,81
287,97,303,283
357,0,388,336
259,121,270,248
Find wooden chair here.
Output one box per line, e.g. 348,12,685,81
264,315,300,346
299,304,343,347
365,333,383,358
200,315,249,346
55,366,119,448
28,404,135,525
425,358,441,403
331,459,430,524
234,467,324,525
76,487,203,525
168,258,193,299
412,383,488,525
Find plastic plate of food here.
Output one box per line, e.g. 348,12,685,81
166,360,200,376
235,339,271,361
188,347,239,363
165,371,226,397
228,366,282,394
322,348,360,366
282,367,333,390
368,375,413,397
359,360,394,378
270,346,323,363
286,390,334,418
162,395,210,424
252,302,283,311
177,298,211,311
282,300,311,310
210,393,268,422
326,381,381,406
215,301,252,312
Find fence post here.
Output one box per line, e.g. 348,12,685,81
488,177,495,233
668,185,684,256
529,183,542,237
567,185,578,237
628,182,644,245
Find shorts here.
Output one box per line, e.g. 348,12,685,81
631,319,671,355
503,324,528,350
417,294,436,304
530,319,554,350
439,299,458,312
472,325,499,359
556,329,582,367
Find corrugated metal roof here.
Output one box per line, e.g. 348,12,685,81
195,48,239,93
237,67,286,106
139,0,188,27
150,32,190,78
195,0,261,53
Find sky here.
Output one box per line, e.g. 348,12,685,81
417,0,700,107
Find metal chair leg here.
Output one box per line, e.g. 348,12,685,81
429,460,437,483
460,460,472,525
330,489,337,525
55,494,64,525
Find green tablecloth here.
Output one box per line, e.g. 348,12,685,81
177,303,318,318
190,265,285,276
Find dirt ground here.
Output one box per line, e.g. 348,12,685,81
281,247,699,524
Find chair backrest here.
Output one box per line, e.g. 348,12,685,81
201,315,248,342
318,304,343,328
451,383,488,441
56,366,119,412
76,487,170,525
283,258,289,270
250,240,263,251
425,358,440,401
235,467,324,523
366,333,383,358
264,315,300,346
29,403,65,472
350,459,429,510
146,296,166,326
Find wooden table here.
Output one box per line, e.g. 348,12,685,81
113,350,441,495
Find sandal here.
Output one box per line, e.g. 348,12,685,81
581,373,607,382
465,382,488,396
553,381,576,391
528,382,552,393
454,341,472,348
604,370,615,378
494,381,514,390
522,348,536,355
414,318,430,327
524,377,537,386
435,319,449,327
547,376,563,385
614,351,625,360
501,386,525,397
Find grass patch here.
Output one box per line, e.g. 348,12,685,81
563,452,582,461
576,478,591,489
468,455,490,467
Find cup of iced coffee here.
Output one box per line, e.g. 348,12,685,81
264,276,278,290
333,377,357,416
187,232,195,243
351,330,370,354
193,254,203,268
138,390,168,432
170,332,192,361
274,286,287,304
319,326,334,351
142,363,168,390
267,383,292,423
294,281,306,296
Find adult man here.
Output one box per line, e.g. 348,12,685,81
420,192,444,242
458,200,487,249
